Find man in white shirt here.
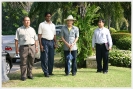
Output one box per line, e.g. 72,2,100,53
92,19,112,74
38,12,57,77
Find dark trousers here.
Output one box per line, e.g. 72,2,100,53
64,50,77,74
41,38,54,75
96,44,109,72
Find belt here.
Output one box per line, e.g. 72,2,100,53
21,44,34,47
96,43,105,45
42,38,53,41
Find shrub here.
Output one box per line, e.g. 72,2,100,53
116,37,131,50
105,26,117,34
109,27,117,34
109,50,131,68
111,33,131,45
116,30,129,33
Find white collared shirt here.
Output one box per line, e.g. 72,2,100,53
38,21,56,40
92,27,113,48
15,26,38,45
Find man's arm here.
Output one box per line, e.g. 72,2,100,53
107,30,113,50
38,34,43,52
92,32,95,51
71,27,79,48
61,37,70,48
54,35,58,48
15,40,19,54
70,37,78,49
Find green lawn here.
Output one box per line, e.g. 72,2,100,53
2,55,131,87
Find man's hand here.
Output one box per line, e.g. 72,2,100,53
40,45,44,52
35,47,38,53
54,43,58,49
92,47,95,51
109,47,112,50
16,48,19,54
70,43,74,49
66,43,71,49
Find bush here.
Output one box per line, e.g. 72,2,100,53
109,50,131,68
116,37,131,50
105,26,117,34
109,27,117,34
116,30,129,33
111,33,131,45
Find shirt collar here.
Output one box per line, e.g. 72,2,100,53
98,27,104,30
65,25,74,29
44,21,53,24
23,25,30,29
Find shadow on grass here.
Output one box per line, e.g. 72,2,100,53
34,60,64,69
7,72,21,80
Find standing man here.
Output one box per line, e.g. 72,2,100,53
92,19,113,74
38,12,57,77
15,16,38,81
61,15,79,76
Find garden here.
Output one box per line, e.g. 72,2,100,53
2,2,131,88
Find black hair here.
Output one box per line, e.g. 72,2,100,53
98,19,105,23
44,12,52,17
22,16,29,21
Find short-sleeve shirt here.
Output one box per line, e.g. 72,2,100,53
15,26,38,46
38,21,56,40
61,25,79,51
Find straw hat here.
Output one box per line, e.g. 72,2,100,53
64,15,76,21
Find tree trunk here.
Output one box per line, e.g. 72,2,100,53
108,16,111,30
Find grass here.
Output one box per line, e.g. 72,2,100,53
2,54,131,87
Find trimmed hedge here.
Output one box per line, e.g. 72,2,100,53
109,27,117,34
116,37,131,50
109,50,131,68
116,30,129,33
111,33,131,45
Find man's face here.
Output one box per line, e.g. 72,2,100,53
98,21,104,27
66,20,74,26
23,17,30,27
45,14,51,21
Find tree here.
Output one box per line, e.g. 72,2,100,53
2,2,28,35
95,2,125,30
74,4,100,67
121,2,131,32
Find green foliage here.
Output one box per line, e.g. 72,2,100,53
116,37,131,50
109,50,131,68
111,33,131,45
2,2,28,35
105,26,117,34
109,27,117,34
74,5,100,67
116,30,129,33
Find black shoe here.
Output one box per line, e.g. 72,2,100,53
45,74,49,77
28,76,33,79
65,74,69,76
21,77,26,81
72,73,76,76
49,73,54,75
96,71,102,73
103,72,108,74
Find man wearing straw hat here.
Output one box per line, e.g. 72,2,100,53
61,15,79,76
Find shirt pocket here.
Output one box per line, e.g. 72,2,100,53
19,34,25,41
70,31,75,37
101,32,106,38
